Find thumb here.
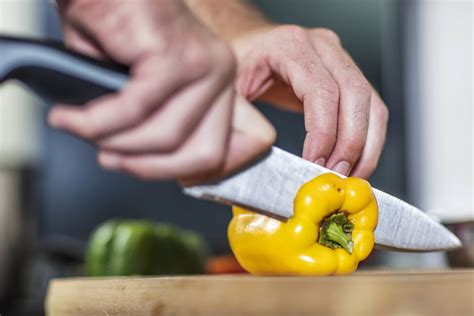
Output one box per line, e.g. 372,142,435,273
181,95,276,185
224,95,277,173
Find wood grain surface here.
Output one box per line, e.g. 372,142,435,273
45,269,474,316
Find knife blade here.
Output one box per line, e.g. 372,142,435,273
0,35,461,251
185,147,462,251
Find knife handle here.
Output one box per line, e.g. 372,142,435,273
0,35,129,105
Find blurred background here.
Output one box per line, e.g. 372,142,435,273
0,0,472,314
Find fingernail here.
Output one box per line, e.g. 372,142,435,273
99,152,122,170
315,158,326,166
333,161,351,175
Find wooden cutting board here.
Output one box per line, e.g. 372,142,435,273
46,270,474,316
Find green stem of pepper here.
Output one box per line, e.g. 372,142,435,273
318,212,354,254
326,222,354,254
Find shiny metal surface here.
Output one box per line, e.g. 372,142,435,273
184,147,461,251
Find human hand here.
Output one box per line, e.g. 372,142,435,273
49,0,275,181
232,25,389,178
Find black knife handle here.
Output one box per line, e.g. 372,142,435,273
0,35,129,105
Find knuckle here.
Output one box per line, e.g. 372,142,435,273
311,78,340,103
121,102,147,122
307,130,336,156
344,137,366,156
316,131,337,148
119,89,155,121
317,28,341,45
107,102,148,131
318,78,340,95
344,76,372,97
337,134,366,158
183,43,212,77
276,24,309,43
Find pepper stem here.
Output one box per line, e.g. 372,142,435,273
318,212,354,254
326,223,354,254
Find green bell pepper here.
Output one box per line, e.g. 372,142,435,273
86,219,207,276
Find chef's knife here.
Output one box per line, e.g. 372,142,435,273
0,35,461,251
185,148,462,251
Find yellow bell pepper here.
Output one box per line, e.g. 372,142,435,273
228,173,378,275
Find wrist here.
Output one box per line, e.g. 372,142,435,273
185,0,274,41
229,22,276,49
227,20,275,42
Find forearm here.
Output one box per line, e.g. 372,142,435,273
185,0,272,41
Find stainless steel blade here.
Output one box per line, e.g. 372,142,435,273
184,147,461,251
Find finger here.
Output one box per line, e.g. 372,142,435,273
97,88,234,180
48,55,196,140
268,33,340,165
62,23,105,59
236,62,273,101
181,96,277,185
60,0,192,65
310,35,372,175
351,92,389,178
97,72,228,153
259,77,303,112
